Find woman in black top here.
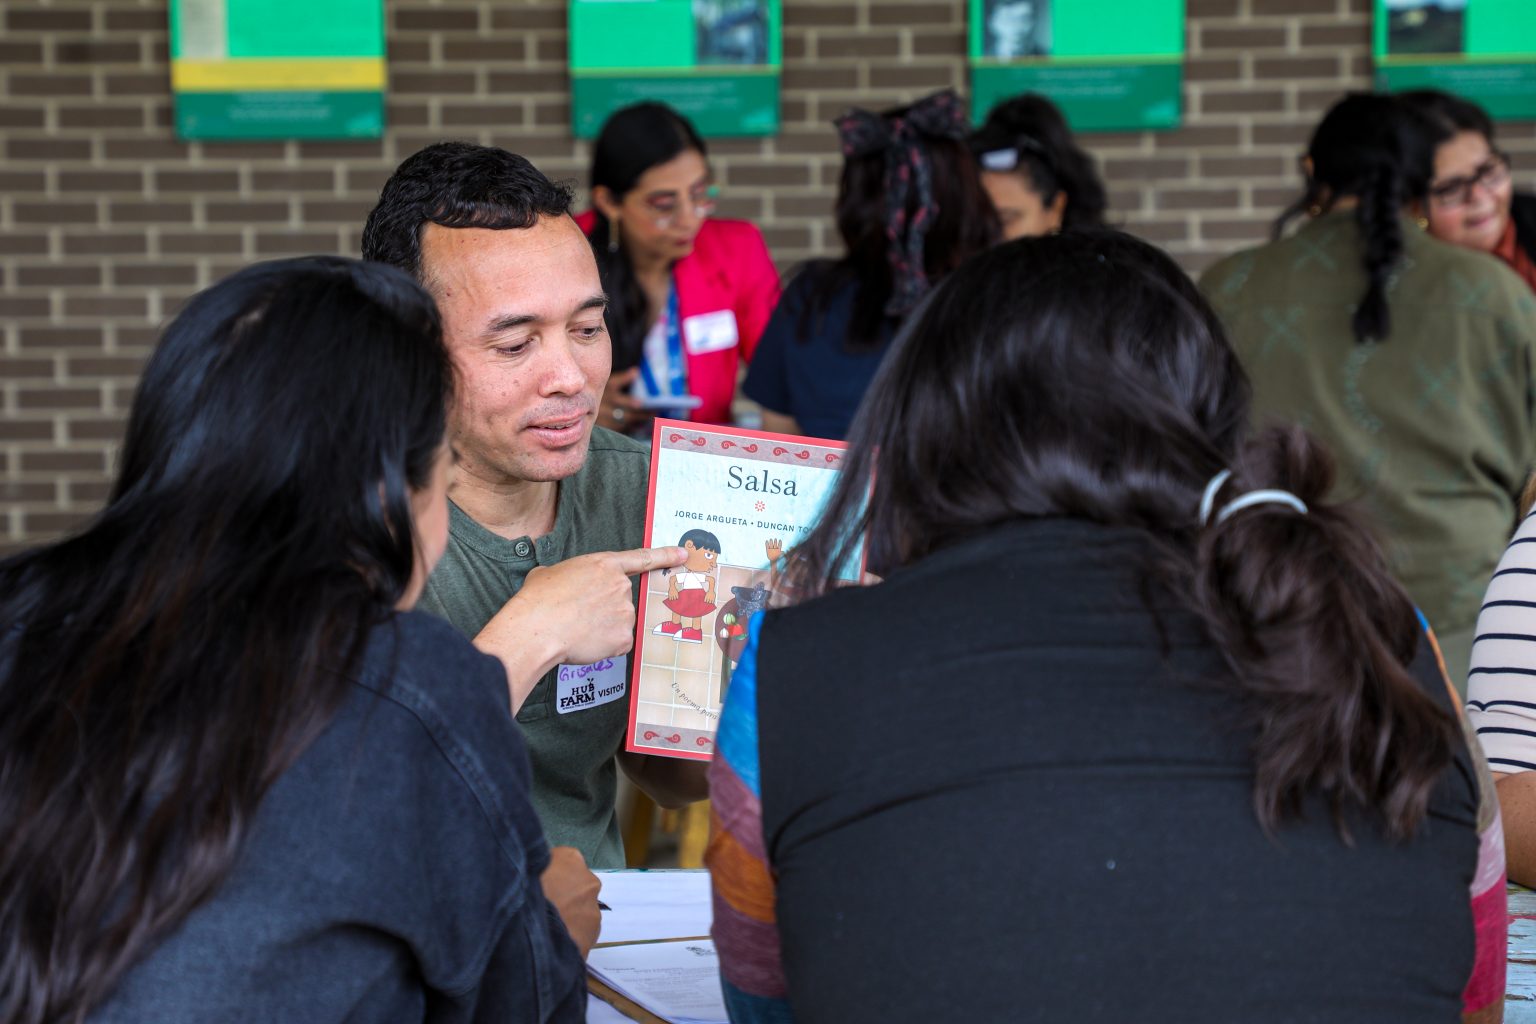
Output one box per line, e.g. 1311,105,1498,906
0,258,595,1023
708,229,1501,1023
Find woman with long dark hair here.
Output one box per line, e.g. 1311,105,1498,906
1201,92,1536,691
1400,88,1536,292
0,257,595,1023
579,102,780,435
968,91,1107,238
740,89,998,439
707,229,1506,1023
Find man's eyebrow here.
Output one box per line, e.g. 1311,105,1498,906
483,294,607,336
484,312,536,335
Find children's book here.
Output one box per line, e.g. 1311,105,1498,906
626,420,862,760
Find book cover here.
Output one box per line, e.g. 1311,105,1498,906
626,420,860,760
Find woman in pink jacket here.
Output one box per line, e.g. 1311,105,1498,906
579,102,780,433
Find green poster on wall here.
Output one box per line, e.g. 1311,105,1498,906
1374,0,1536,119
968,0,1184,132
570,0,782,139
169,0,385,141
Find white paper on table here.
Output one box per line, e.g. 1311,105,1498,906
586,939,728,1024
593,870,712,947
586,992,636,1024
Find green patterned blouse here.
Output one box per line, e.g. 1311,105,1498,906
1201,211,1536,684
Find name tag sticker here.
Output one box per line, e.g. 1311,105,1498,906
683,310,738,355
556,658,627,714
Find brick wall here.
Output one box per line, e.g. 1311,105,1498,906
3,0,1535,549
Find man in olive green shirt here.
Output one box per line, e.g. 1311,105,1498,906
1202,211,1536,690
361,142,702,868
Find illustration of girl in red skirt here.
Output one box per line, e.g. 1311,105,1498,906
653,529,721,644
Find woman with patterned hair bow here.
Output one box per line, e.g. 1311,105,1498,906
740,89,997,440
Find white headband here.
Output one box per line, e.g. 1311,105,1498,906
1199,469,1309,525
980,147,1019,171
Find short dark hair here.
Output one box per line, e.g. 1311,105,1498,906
1398,88,1496,141
361,141,575,282
678,529,722,553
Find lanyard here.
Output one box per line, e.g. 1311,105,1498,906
637,283,688,401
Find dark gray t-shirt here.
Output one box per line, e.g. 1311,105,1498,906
416,428,650,869
92,611,586,1024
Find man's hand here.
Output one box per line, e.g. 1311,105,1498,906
475,545,688,713
598,368,654,435
541,846,602,958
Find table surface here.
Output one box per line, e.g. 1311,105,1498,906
1510,886,1536,1021
585,881,1536,1023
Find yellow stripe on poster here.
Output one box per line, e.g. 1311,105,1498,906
172,58,385,92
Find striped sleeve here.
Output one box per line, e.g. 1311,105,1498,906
705,614,795,1024
1468,511,1536,772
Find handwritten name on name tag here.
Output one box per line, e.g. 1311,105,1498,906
556,658,627,714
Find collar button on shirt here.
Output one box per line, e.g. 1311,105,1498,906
414,428,650,869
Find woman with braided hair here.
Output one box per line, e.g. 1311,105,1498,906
740,89,997,439
1201,92,1536,691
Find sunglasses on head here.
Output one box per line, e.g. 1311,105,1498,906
978,134,1051,174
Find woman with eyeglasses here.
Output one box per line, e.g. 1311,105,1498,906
579,102,780,435
1201,92,1536,692
1399,89,1536,292
968,92,1106,239
739,89,998,440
